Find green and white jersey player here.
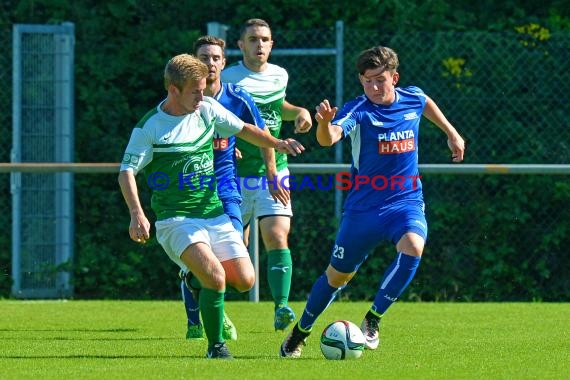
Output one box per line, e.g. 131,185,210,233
222,60,287,177
118,53,304,359
221,18,313,332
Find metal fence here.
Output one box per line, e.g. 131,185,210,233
0,21,568,300
214,26,570,170
0,15,12,294
214,23,570,302
9,23,75,298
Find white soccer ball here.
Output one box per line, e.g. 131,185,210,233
320,320,365,360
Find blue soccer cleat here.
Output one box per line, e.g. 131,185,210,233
274,305,296,331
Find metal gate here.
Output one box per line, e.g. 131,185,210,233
11,22,75,298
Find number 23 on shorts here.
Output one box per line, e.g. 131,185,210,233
332,244,345,259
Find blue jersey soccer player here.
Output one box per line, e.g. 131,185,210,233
280,46,465,358
179,36,266,341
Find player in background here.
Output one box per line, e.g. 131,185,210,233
222,18,313,332
179,35,266,341
118,53,304,359
279,46,465,357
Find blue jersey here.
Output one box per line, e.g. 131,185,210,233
333,86,427,211
213,83,265,202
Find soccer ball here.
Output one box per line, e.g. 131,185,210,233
320,320,365,360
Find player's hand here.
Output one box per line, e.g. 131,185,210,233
276,138,305,156
448,133,465,162
315,99,338,124
235,147,243,160
129,212,151,244
294,108,313,134
267,174,290,206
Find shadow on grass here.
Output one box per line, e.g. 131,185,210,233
1,354,310,360
0,327,178,341
0,328,139,332
0,354,205,359
0,336,175,340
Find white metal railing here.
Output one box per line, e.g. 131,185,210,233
3,163,569,301
2,162,570,174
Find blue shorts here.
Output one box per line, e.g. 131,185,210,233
330,200,428,273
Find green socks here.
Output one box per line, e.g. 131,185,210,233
199,288,225,344
267,248,293,308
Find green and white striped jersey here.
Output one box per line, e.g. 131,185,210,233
222,61,288,176
120,97,244,220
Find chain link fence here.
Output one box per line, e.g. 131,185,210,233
1,22,568,300
220,25,570,301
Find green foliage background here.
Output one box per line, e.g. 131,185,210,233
1,0,569,301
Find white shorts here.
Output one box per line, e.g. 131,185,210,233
239,167,293,225
155,214,249,272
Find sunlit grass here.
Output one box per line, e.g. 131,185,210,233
0,300,568,379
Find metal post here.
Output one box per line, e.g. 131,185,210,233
248,218,260,302
11,24,22,297
54,22,75,297
207,22,229,40
334,21,344,221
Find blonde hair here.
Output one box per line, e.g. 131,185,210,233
164,54,208,91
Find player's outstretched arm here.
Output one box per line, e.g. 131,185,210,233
422,96,465,162
118,170,151,244
236,123,305,156
282,100,313,134
315,99,343,147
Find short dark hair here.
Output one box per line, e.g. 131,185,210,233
193,35,226,56
239,18,271,39
355,46,399,75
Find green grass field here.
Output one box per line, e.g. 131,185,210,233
0,300,568,379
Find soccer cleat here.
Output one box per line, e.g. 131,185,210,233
222,311,238,341
274,305,296,331
186,324,205,340
279,324,310,358
179,269,201,302
360,315,381,350
206,342,233,359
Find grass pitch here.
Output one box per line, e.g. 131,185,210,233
0,300,568,379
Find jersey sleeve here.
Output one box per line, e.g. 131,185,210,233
230,85,266,130
400,86,427,108
332,97,367,139
119,127,153,175
202,97,245,137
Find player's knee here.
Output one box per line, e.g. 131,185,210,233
203,270,226,291
325,265,353,288
232,271,255,292
262,235,288,250
260,221,290,249
396,232,425,257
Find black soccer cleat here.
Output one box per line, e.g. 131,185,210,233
179,269,201,302
206,342,233,360
279,323,310,358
